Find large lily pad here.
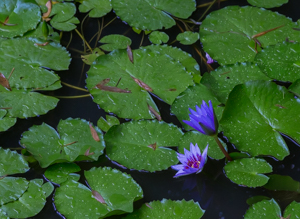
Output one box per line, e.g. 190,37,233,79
224,158,272,187
104,120,183,172
220,80,298,160
200,6,300,65
200,63,270,103
0,109,16,132
244,199,281,218
20,118,105,168
123,199,205,219
78,0,112,17
0,0,41,38
111,0,196,30
247,0,288,8
255,41,300,82
0,177,29,205
86,46,194,120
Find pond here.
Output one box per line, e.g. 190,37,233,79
0,0,300,218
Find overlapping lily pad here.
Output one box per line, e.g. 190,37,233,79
44,163,81,185
97,115,120,132
247,0,288,8
220,80,299,160
99,34,132,51
78,0,112,17
123,199,205,219
176,31,199,45
0,177,29,205
224,158,273,187
111,0,196,30
104,120,183,172
200,6,300,65
20,118,105,168
0,109,16,132
244,199,281,218
149,31,169,44
289,78,300,96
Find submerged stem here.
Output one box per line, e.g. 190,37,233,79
74,29,93,52
61,82,89,92
213,136,232,161
54,94,91,99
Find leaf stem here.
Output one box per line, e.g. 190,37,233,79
74,29,93,52
54,94,91,99
61,82,89,92
213,136,232,161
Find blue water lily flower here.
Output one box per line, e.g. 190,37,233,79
183,100,218,136
171,143,208,178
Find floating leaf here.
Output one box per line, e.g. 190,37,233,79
220,80,298,160
244,199,281,218
176,31,199,45
0,0,41,38
99,34,132,51
0,147,29,176
78,0,112,17
200,63,270,103
23,21,60,42
104,120,183,172
0,109,16,132
149,31,169,44
41,181,54,197
0,210,8,219
20,118,105,168
111,0,196,30
263,174,300,192
200,6,300,65
247,0,288,8
0,177,29,205
255,41,300,82
284,201,300,218
97,115,120,132
289,78,300,97
81,48,104,65
224,158,272,187
44,163,81,185
123,199,205,219
246,196,271,206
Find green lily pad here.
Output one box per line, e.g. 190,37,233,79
255,41,300,82
81,48,105,65
123,199,205,219
50,2,79,31
220,80,298,160
200,62,270,103
97,115,120,132
176,31,199,45
0,210,8,219
85,167,143,213
149,31,169,44
284,201,300,218
104,120,183,172
178,131,226,160
44,163,81,185
263,174,300,192
99,34,132,51
78,0,112,17
0,109,16,132
0,0,41,38
224,158,272,187
244,199,281,218
86,47,193,120
20,118,105,168
289,78,300,97
171,83,223,130
247,0,288,8
0,147,29,176
0,177,29,205
41,181,54,197
246,196,271,206
200,6,300,65
111,0,196,30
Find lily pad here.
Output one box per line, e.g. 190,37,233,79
0,0,41,38
171,83,223,130
220,80,298,160
247,0,288,8
255,41,300,82
244,199,281,218
78,0,112,17
97,115,120,132
224,158,272,187
200,62,270,103
149,31,169,44
81,48,105,65
123,199,205,219
200,6,300,65
178,131,226,160
44,163,81,185
0,210,8,219
289,78,300,97
99,35,132,51
0,109,16,132
20,118,105,168
263,174,300,192
176,31,199,45
0,177,29,205
86,47,194,120
104,120,183,172
0,147,29,176
284,201,300,218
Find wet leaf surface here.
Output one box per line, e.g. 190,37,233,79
284,201,300,218
148,31,169,44
244,199,281,218
97,115,120,132
176,31,199,45
247,0,288,8
44,163,81,185
0,177,29,205
99,34,132,51
78,0,112,17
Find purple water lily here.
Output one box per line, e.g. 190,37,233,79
172,143,208,178
183,100,219,136
205,53,215,64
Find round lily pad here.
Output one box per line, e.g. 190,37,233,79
123,199,205,219
44,163,81,185
244,199,281,218
200,6,299,65
247,0,288,8
224,158,273,187
0,0,41,38
200,62,270,103
255,41,300,82
149,31,169,44
0,177,29,205
220,80,298,160
104,120,183,172
78,0,112,17
20,118,105,168
111,0,196,30
99,34,132,51
284,201,300,218
0,109,16,132
176,31,199,45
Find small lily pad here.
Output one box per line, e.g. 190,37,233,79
44,163,81,185
81,48,105,65
78,0,112,17
99,35,132,51
0,177,29,205
284,201,300,218
123,199,205,219
149,31,169,44
224,158,273,187
246,196,271,206
244,199,281,218
247,0,288,8
176,31,199,45
105,120,183,172
97,115,120,132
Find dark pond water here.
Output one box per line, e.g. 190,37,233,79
1,0,300,218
